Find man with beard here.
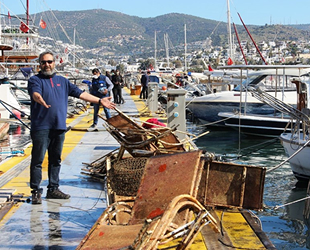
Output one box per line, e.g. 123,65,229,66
28,51,115,204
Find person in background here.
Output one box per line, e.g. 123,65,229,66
105,70,113,97
112,69,125,104
90,68,114,128
28,51,115,204
105,71,112,80
140,71,150,99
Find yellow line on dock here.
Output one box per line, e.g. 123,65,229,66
0,111,93,224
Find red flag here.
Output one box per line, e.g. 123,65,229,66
40,18,46,29
20,22,29,33
227,57,233,65
8,11,11,19
64,47,68,54
208,65,214,71
60,58,63,63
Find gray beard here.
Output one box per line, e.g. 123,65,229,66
41,69,55,76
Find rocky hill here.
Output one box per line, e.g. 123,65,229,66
31,9,310,57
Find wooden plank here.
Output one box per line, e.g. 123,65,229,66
241,209,276,249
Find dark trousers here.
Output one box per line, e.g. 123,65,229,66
30,129,66,193
113,85,124,104
140,85,148,99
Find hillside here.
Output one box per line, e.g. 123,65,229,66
31,9,310,57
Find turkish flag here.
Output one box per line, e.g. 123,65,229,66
20,22,29,33
208,65,214,71
227,57,233,66
40,19,46,29
8,11,11,19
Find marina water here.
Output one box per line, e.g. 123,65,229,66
2,124,310,249
189,122,310,250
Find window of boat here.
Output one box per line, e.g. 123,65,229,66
233,75,266,91
233,74,296,92
149,75,159,83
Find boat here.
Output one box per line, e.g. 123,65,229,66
281,132,310,180
187,65,310,126
259,74,310,180
218,111,296,137
0,1,40,72
216,65,309,137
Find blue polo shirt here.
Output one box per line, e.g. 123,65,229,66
28,72,83,131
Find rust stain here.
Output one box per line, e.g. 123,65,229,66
147,208,164,219
159,164,167,172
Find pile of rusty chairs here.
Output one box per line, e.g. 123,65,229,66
77,151,219,250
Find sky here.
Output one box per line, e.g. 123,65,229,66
2,0,310,26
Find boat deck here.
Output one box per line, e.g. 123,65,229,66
0,89,275,249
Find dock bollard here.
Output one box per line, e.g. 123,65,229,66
147,82,159,114
167,89,186,140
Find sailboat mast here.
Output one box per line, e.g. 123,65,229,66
154,30,157,71
73,28,76,67
27,0,29,26
184,24,187,72
238,12,267,65
227,0,233,63
233,22,247,65
164,33,169,68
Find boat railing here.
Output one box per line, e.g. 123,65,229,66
1,25,39,35
247,85,310,139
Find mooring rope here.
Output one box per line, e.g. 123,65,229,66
274,196,310,210
267,139,310,173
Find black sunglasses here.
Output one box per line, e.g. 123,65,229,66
40,60,54,65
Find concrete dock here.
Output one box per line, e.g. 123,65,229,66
0,90,142,249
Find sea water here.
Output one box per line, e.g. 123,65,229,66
189,123,310,250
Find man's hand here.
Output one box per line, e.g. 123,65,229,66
32,92,51,108
100,96,116,109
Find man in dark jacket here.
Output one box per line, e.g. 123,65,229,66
111,69,125,104
28,51,115,204
140,71,150,99
90,68,114,127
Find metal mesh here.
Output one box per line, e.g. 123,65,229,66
109,157,148,196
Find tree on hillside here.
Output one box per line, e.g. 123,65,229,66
138,58,155,70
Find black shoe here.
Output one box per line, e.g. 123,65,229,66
90,124,97,128
46,189,70,199
32,190,42,204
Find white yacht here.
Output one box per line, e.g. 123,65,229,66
186,65,310,126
